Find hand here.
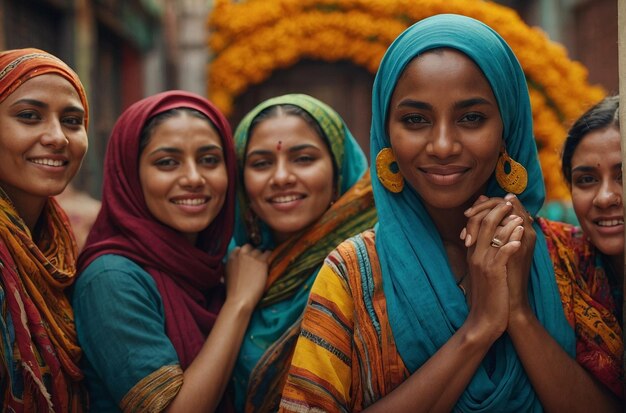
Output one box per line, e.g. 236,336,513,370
500,194,535,317
463,200,523,342
462,194,535,318
225,244,271,310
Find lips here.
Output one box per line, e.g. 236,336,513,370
268,194,305,204
419,165,469,186
595,218,624,227
28,157,68,167
170,196,209,206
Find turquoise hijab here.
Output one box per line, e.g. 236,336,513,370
232,94,370,411
371,14,575,411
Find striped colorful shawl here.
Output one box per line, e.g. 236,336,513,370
244,173,376,412
280,229,407,412
539,218,623,398
0,195,85,412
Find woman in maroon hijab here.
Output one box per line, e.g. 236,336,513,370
73,90,268,412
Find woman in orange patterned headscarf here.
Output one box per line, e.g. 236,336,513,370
0,48,89,412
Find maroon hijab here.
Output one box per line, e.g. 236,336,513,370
77,90,236,369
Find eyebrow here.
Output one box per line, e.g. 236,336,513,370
147,144,222,156
11,98,85,115
396,97,492,110
247,143,321,157
571,163,622,173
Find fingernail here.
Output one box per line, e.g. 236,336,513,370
460,228,467,240
506,201,512,206
478,195,488,201
505,193,516,200
464,207,472,216
465,234,472,247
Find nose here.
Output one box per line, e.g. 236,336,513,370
40,119,69,149
180,162,205,188
425,122,461,159
270,159,295,187
593,180,622,209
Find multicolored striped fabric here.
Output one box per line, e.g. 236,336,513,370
232,94,377,412
0,195,86,412
280,229,408,412
539,218,624,398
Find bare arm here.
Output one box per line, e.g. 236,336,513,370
465,194,621,412
165,244,270,413
363,202,522,412
507,308,621,412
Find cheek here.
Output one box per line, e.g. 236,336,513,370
243,171,265,204
571,189,593,219
212,168,229,199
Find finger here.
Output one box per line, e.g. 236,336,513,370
240,243,253,253
494,226,524,260
261,250,272,261
504,194,534,223
491,216,523,246
475,201,514,250
464,201,511,247
464,197,506,218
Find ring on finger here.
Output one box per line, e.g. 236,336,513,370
490,237,504,248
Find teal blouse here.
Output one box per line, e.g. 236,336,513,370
72,254,179,412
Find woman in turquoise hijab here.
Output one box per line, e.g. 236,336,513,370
279,14,620,412
231,94,377,412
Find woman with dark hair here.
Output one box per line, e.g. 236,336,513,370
0,48,89,412
73,90,268,412
539,95,623,398
231,94,376,412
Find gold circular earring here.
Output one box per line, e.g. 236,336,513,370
376,148,404,193
495,149,528,195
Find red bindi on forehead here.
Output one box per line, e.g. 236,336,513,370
277,140,282,151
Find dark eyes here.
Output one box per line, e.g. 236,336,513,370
154,155,222,168
248,154,316,169
16,111,84,128
400,112,485,126
574,175,597,185
460,113,485,123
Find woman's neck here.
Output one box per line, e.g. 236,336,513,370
0,185,47,234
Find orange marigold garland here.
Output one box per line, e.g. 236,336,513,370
208,0,604,201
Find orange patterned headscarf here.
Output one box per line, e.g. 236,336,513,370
0,48,88,411
0,48,89,128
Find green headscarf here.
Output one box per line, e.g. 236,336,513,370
232,94,375,411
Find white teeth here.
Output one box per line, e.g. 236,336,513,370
30,159,65,167
172,198,206,205
597,219,624,227
270,195,302,203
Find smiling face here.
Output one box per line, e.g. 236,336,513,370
244,113,335,244
570,126,623,258
139,111,228,244
0,73,87,224
387,49,503,216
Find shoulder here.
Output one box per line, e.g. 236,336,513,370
73,254,162,315
76,254,157,291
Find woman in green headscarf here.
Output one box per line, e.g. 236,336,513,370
279,14,620,412
230,94,377,412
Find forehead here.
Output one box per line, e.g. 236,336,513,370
571,127,621,166
1,73,83,107
247,114,325,148
148,113,222,146
392,49,493,101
